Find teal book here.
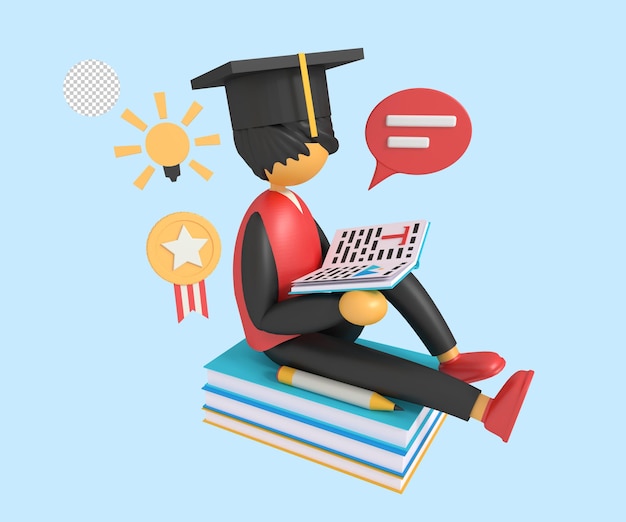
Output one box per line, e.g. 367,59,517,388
204,339,440,448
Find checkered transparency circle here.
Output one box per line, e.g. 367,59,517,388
63,59,120,116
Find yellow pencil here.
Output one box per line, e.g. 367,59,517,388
276,366,402,411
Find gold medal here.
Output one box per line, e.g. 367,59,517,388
146,212,221,321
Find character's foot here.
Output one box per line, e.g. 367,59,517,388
483,370,534,442
439,352,505,383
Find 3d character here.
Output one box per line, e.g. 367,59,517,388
191,48,533,442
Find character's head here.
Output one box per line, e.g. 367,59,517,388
233,117,338,183
191,48,363,185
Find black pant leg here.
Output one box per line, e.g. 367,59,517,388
382,274,457,357
318,321,363,341
265,333,480,420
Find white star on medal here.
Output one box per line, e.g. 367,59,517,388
161,225,208,270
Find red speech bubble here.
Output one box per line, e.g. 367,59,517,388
365,88,472,189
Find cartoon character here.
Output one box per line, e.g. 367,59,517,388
191,48,533,442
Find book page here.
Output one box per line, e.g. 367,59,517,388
291,220,429,291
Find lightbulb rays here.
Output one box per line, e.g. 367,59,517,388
114,145,142,157
195,134,220,147
182,101,203,127
114,92,220,189
189,160,213,181
121,109,147,131
134,165,156,190
154,92,168,119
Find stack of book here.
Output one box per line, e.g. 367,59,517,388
202,338,445,493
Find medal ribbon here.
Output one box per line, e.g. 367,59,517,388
173,280,209,322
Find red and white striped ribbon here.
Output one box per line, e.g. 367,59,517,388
173,280,209,322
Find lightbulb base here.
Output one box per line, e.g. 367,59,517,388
163,165,181,182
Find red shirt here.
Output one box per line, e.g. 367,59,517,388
233,190,323,351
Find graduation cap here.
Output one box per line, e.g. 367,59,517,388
190,48,363,138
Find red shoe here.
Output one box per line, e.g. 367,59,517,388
439,352,506,383
483,370,534,442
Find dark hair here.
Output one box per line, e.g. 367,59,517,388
233,117,339,180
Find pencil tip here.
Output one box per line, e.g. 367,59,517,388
394,404,404,411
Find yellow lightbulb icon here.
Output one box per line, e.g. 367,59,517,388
114,92,220,189
145,122,190,181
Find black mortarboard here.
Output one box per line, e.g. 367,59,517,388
190,48,363,136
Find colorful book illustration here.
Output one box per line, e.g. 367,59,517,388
203,339,445,492
290,220,429,294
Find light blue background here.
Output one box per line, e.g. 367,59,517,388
2,1,623,520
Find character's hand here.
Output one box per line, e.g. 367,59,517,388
339,290,388,326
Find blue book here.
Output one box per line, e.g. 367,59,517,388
204,339,440,448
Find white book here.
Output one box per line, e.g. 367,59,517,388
202,387,433,474
203,408,446,493
290,220,429,294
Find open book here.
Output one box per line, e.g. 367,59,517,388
290,220,429,294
